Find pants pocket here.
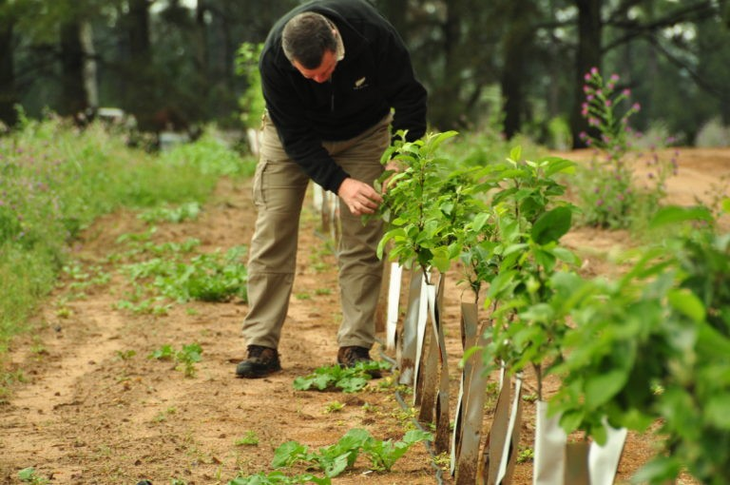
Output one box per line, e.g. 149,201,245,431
253,159,269,208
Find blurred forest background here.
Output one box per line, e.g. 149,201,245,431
1,0,729,149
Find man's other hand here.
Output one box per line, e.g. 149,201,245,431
337,178,383,216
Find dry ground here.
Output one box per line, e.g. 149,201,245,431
1,148,728,484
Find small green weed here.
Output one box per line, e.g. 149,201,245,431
433,451,451,471
0,369,26,398
148,343,203,377
227,471,324,485
61,262,111,292
293,361,390,393
234,431,260,446
115,349,136,361
120,245,248,305
268,428,432,479
517,446,535,463
18,467,49,484
115,296,171,316
153,406,177,423
323,401,345,414
138,202,202,224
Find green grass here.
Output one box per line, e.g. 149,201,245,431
0,116,255,355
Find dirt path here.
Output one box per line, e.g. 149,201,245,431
1,148,728,484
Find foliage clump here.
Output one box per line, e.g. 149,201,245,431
0,116,251,347
576,68,677,230
228,428,432,484
293,361,391,393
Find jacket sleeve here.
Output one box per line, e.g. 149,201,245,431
373,24,427,142
260,63,350,194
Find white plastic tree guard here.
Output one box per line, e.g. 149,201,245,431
396,267,425,385
385,262,403,351
453,302,490,484
311,184,339,242
534,401,628,485
481,371,523,485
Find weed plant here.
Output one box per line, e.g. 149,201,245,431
575,68,676,230
228,428,432,484
293,361,391,393
439,128,544,172
0,113,253,353
148,343,203,377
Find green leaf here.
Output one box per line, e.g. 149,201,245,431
543,157,576,177
509,146,522,163
338,428,372,450
427,130,459,152
585,368,628,409
531,206,572,245
337,376,369,393
590,421,608,446
322,453,349,478
552,247,580,266
706,395,730,429
559,409,585,433
648,205,713,229
431,246,452,273
667,288,706,323
272,441,309,468
402,429,433,444
471,212,490,232
18,468,36,481
722,198,730,214
632,456,682,484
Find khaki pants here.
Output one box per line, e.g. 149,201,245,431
242,112,392,350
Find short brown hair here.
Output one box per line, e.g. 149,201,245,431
282,12,338,69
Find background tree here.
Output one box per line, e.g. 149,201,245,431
499,0,540,139
0,0,728,148
59,20,89,118
0,0,17,126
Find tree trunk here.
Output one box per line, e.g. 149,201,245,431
428,1,465,131
571,0,602,148
194,0,210,80
0,14,17,126
128,0,151,65
125,0,155,130
375,0,410,41
60,21,89,118
501,0,537,139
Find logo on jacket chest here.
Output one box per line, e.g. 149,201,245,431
353,76,369,91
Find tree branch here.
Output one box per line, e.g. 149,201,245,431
603,1,718,52
646,33,730,103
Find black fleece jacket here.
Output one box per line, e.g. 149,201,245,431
259,0,427,193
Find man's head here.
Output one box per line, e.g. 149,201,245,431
283,12,343,83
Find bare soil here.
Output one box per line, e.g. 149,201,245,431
1,148,728,484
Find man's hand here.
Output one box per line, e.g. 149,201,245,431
338,178,383,216
381,160,403,193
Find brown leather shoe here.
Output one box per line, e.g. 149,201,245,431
235,345,281,378
337,346,382,378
